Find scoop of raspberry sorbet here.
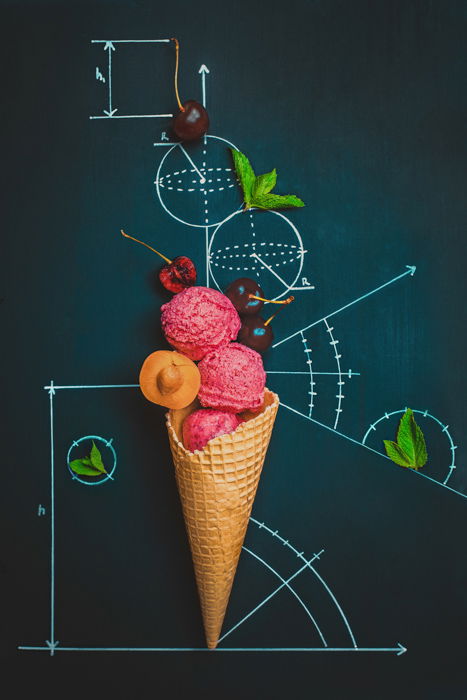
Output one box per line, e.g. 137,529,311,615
161,286,241,361
198,342,266,412
182,409,241,452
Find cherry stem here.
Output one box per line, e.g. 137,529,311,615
263,296,294,326
171,38,185,113
249,294,294,305
120,230,172,264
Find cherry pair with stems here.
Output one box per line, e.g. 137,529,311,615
120,231,293,352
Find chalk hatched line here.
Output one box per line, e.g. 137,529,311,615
19,383,403,655
299,331,315,418
323,319,344,429
268,322,351,426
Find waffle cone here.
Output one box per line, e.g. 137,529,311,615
166,389,279,649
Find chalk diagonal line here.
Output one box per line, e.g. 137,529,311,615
178,145,206,183
218,547,326,646
273,266,416,349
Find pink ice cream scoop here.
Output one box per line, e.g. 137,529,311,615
182,409,241,453
198,342,266,412
161,286,241,361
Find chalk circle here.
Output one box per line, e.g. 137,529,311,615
362,409,457,486
154,134,241,228
208,208,306,301
66,435,117,486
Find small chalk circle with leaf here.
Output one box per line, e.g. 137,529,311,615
230,148,305,211
383,408,428,470
70,441,108,476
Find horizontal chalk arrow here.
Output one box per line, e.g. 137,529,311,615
18,643,407,655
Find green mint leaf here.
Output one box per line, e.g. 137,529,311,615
69,458,102,476
252,169,277,199
413,422,428,468
230,149,256,207
90,441,107,474
396,409,416,462
396,408,427,469
383,409,428,470
251,193,305,210
383,441,414,468
230,149,305,211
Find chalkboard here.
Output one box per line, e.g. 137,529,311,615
3,1,467,697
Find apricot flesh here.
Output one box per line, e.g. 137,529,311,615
139,350,200,409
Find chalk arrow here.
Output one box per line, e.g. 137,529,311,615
45,639,59,656
273,264,418,349
18,643,408,654
198,65,209,108
104,42,116,114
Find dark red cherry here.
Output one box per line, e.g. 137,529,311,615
237,316,273,353
173,100,209,141
120,231,196,295
159,256,197,293
225,278,265,316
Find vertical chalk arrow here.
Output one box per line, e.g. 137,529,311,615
198,64,210,108
103,42,117,116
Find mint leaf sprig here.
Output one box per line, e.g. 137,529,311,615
230,148,305,212
383,408,428,470
70,440,108,477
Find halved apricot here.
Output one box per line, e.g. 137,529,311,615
139,350,201,409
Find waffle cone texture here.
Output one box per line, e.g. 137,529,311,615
166,389,279,649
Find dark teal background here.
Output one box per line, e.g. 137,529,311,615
2,0,467,697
